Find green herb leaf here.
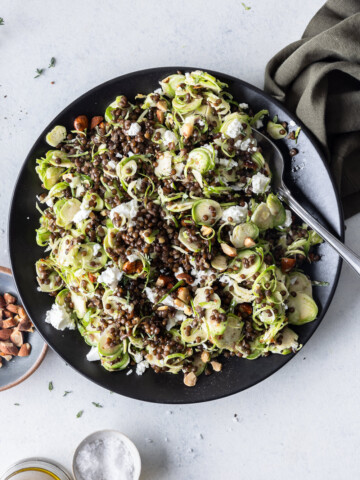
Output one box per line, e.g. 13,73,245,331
48,57,56,68
14,403,20,406
63,390,72,397
272,115,278,123
76,410,84,418
92,402,103,408
0,18,4,25
241,2,251,10
34,68,44,79
295,127,301,143
48,381,54,391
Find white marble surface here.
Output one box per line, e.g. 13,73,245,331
1,0,360,478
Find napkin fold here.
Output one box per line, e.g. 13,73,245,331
264,0,360,218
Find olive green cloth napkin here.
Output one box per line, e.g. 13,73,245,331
264,0,360,218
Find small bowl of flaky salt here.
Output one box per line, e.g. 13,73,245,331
73,430,141,480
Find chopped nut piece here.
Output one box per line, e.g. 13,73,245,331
6,304,19,314
90,116,104,130
184,372,197,387
18,343,31,357
2,318,18,329
156,109,165,124
0,353,12,362
201,225,213,237
176,273,194,285
156,100,167,112
18,317,34,332
174,298,186,309
244,237,256,248
211,361,222,372
0,329,12,341
0,341,19,356
123,260,143,274
281,257,296,273
201,351,211,363
155,275,173,288
10,329,24,347
4,293,16,305
157,306,169,311
182,123,194,138
221,243,237,257
17,307,28,319
74,115,88,132
184,305,193,316
177,287,190,304
0,296,5,308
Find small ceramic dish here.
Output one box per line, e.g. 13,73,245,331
0,266,48,392
73,430,141,480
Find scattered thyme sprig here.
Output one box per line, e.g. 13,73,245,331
48,381,54,391
0,18,4,25
241,2,251,10
34,68,44,79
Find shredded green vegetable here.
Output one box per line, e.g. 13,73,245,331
35,70,322,385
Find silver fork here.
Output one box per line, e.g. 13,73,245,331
251,128,360,276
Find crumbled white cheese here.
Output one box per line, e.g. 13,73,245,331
251,172,270,194
97,266,123,290
284,209,292,227
46,198,54,207
231,183,246,191
217,158,238,168
116,152,122,158
127,253,139,263
126,123,141,136
136,360,149,375
175,267,184,279
109,199,139,227
234,138,252,151
163,130,177,146
239,103,249,109
144,287,174,307
86,346,100,362
128,151,134,157
144,287,156,303
198,119,205,127
255,119,263,128
154,87,163,95
93,244,102,256
166,310,186,331
45,303,76,331
73,205,91,224
289,120,296,127
126,369,133,375
190,268,211,286
107,160,116,169
134,352,143,364
221,204,248,224
226,119,243,138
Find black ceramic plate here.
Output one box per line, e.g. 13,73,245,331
8,67,344,403
0,267,47,392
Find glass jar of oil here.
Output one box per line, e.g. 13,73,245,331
1,459,72,480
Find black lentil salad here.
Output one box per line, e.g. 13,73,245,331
35,70,322,386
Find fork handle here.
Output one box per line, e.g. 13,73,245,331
278,185,360,277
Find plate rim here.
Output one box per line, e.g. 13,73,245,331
0,266,48,393
7,66,344,403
